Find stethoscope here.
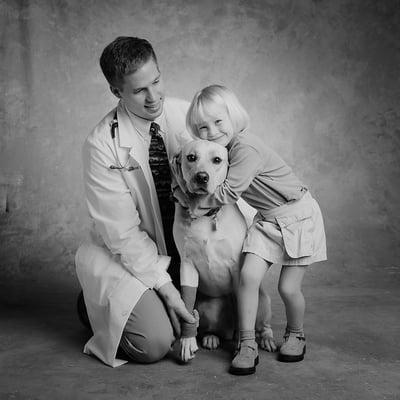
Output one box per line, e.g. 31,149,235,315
109,110,137,171
109,109,168,172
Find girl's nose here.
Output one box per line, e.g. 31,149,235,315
208,125,218,139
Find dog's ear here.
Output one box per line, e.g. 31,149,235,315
171,153,187,193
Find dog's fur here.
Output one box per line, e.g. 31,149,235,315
173,139,275,353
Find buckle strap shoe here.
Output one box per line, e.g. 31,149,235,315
278,332,306,362
229,342,259,375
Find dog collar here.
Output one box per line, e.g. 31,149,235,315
203,207,221,218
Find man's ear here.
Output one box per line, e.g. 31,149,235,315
110,85,122,98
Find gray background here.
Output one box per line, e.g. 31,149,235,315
1,0,399,292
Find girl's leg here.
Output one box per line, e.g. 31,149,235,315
277,265,307,362
230,253,270,375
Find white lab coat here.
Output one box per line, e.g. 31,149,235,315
75,98,191,367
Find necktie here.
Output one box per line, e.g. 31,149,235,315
149,122,172,204
148,122,180,286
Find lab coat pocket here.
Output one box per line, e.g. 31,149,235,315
276,209,314,259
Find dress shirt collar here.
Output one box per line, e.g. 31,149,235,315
122,100,165,141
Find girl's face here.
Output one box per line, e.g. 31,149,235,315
195,103,235,147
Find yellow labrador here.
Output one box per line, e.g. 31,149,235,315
172,139,276,362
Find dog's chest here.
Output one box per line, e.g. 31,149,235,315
182,214,244,295
185,233,239,295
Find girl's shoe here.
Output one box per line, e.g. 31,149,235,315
278,332,306,362
229,342,259,375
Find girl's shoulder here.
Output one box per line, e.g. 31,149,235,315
232,131,270,154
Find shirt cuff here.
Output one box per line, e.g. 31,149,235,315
153,269,172,291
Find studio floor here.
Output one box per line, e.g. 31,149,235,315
0,265,399,400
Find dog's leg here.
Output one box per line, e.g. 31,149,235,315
255,275,277,352
179,260,200,363
196,295,234,350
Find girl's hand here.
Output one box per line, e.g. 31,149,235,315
180,336,199,363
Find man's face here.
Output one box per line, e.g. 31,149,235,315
112,58,165,121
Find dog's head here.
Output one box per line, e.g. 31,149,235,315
180,139,228,195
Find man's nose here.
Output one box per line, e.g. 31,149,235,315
195,171,209,184
147,87,158,102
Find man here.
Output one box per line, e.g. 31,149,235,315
75,36,195,367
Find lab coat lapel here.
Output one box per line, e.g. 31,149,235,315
116,103,167,255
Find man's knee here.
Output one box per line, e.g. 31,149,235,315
120,289,174,363
120,327,173,363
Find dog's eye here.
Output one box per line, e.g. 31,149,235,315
187,154,197,162
213,157,222,164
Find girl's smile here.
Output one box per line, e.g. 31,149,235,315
195,103,235,147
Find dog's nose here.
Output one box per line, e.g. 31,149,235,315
195,172,209,184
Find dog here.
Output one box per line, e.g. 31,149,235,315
172,139,276,362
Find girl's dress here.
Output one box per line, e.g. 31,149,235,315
196,131,327,266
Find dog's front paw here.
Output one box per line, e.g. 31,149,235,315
179,336,199,363
257,327,277,352
202,334,220,350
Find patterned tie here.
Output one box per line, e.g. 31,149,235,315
148,122,180,286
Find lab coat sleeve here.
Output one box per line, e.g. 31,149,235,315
197,143,263,208
83,134,171,289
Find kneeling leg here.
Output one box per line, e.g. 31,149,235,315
120,289,174,363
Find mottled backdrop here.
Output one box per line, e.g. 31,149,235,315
1,0,399,290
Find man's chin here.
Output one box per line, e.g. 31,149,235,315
144,103,163,119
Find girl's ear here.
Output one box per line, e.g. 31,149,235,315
110,86,122,98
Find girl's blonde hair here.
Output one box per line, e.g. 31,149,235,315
186,85,250,138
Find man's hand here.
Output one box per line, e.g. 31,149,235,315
180,337,199,363
158,282,195,337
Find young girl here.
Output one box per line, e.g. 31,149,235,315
184,85,327,375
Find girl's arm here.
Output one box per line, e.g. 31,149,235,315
197,143,263,209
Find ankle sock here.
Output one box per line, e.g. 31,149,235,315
239,329,256,344
286,326,304,337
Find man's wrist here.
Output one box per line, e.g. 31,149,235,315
153,271,172,291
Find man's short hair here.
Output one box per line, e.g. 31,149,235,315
99,36,158,89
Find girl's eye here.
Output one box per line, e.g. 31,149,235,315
187,154,197,162
213,157,222,164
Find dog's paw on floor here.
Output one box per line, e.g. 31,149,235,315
202,334,220,350
257,327,277,352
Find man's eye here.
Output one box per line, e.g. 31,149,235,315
216,120,222,124
187,154,197,162
213,157,222,164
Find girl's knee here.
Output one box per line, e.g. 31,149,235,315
278,280,301,300
240,265,261,288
